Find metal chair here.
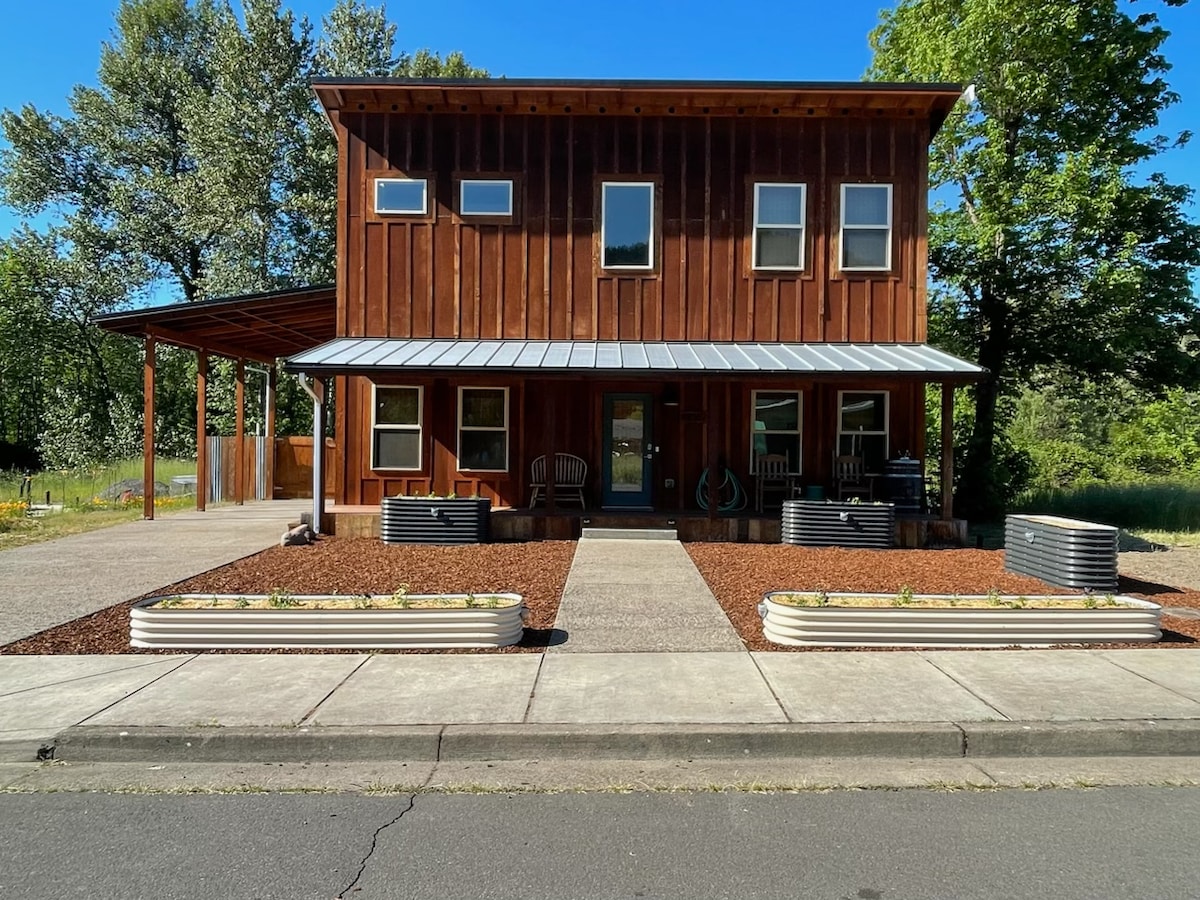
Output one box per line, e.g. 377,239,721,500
529,453,588,508
753,453,792,513
834,454,873,501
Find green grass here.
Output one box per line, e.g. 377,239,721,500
0,458,197,506
1012,480,1200,533
0,458,200,550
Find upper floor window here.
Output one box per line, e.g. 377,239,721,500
461,179,514,217
752,183,806,270
372,385,422,470
840,184,892,271
601,182,654,269
375,178,427,215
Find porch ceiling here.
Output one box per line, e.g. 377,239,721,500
283,339,985,380
94,285,337,364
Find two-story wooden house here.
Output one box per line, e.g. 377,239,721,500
100,79,984,541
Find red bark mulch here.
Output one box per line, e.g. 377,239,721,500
684,544,1200,652
0,538,577,655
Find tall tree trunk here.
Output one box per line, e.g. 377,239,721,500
955,286,1009,520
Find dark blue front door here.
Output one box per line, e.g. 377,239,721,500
602,393,654,508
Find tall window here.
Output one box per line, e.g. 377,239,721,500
840,184,892,270
372,385,422,470
752,183,805,270
751,391,802,473
375,178,427,215
838,390,889,473
601,182,654,269
460,179,514,217
458,387,509,472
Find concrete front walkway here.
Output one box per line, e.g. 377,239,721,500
550,537,743,652
0,500,309,645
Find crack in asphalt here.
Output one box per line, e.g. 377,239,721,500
335,793,418,898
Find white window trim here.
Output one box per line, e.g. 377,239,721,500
371,384,423,471
457,386,510,473
752,182,806,271
460,179,514,217
601,181,655,270
375,177,428,215
750,390,803,475
839,183,893,271
837,389,890,466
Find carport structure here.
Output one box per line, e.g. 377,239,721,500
94,285,336,519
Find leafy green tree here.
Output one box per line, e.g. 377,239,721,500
871,0,1200,518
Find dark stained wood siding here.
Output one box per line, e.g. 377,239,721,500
335,111,930,346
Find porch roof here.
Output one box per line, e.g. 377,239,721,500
283,339,984,380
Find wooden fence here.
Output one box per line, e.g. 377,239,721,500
205,436,335,501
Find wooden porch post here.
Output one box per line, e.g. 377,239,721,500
265,365,277,501
196,352,207,512
940,381,955,521
545,382,558,514
234,358,245,506
311,377,326,533
143,336,156,521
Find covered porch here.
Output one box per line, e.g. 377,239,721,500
284,339,985,542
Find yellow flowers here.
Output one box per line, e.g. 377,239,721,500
0,500,28,518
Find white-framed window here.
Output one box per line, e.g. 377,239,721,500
457,386,509,472
371,385,422,470
752,183,805,270
840,183,893,270
838,390,889,473
460,179,514,217
375,177,427,215
750,390,802,474
601,182,654,269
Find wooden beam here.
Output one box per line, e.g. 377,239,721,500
706,381,719,521
145,324,276,365
941,382,954,521
143,336,156,520
266,365,277,502
235,358,246,506
545,382,558,514
196,352,207,512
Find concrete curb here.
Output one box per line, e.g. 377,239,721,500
37,720,1200,763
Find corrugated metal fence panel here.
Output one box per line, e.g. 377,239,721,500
782,500,895,549
1003,515,1119,593
206,436,266,503
207,436,221,505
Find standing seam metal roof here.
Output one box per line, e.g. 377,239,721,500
284,339,984,376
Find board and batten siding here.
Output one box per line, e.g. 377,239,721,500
334,111,930,345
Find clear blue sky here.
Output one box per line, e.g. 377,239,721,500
1,0,1197,245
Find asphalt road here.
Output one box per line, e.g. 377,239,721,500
2,788,1197,899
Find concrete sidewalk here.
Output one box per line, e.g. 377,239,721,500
0,500,310,645
2,648,1199,764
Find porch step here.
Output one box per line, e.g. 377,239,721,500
580,527,678,541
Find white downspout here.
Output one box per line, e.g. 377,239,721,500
298,373,325,534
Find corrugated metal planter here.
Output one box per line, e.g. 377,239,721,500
1004,515,1118,593
782,500,895,549
130,593,526,649
380,497,491,545
759,592,1161,648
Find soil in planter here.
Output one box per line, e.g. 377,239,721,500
2,538,575,655
686,544,1200,652
152,594,520,610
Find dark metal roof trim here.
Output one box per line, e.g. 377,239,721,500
93,284,336,328
311,77,964,93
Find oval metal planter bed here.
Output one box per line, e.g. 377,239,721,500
130,593,527,650
759,592,1162,648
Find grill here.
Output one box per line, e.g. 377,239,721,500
1003,514,1119,593
782,499,895,549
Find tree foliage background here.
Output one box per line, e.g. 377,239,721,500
0,0,484,471
871,0,1200,518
